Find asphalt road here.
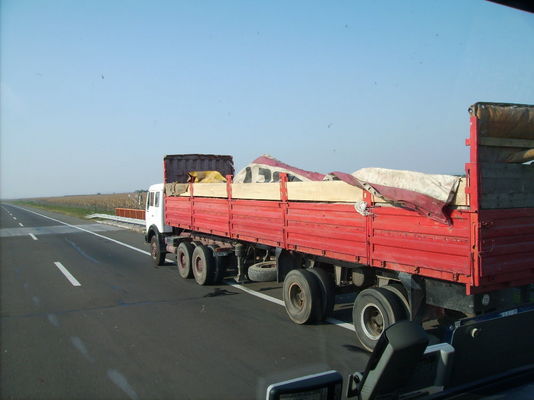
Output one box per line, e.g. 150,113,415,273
0,203,369,400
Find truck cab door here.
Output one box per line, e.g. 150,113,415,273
146,184,172,234
145,190,156,232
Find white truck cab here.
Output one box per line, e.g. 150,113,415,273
145,183,171,234
145,184,172,263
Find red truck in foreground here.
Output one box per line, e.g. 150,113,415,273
145,102,533,351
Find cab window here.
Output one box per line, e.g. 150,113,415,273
148,192,155,208
155,192,160,207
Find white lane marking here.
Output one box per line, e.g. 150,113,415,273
107,369,139,400
13,217,17,220
18,222,24,227
29,233,38,240
70,337,94,363
227,281,355,332
226,282,285,306
53,261,81,286
48,313,60,327
325,317,356,332
14,206,354,332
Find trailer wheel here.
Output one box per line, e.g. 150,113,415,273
309,267,336,321
212,255,228,285
192,245,216,285
382,283,410,318
283,269,322,324
177,242,194,279
353,287,407,351
150,236,166,266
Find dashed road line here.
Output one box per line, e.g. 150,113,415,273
18,222,24,227
48,313,60,327
107,369,139,400
29,233,38,240
53,261,81,286
70,336,94,363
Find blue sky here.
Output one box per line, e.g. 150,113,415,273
1,0,533,198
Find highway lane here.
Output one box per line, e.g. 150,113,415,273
1,203,369,400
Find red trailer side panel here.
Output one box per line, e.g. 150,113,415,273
286,202,367,263
192,197,229,237
370,207,471,276
165,194,474,284
231,200,284,247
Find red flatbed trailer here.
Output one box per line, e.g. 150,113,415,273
146,102,534,351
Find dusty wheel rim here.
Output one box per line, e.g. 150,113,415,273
195,256,204,274
178,251,187,271
151,240,158,259
288,282,305,311
361,303,384,340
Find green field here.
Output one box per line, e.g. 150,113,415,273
12,200,115,219
11,192,146,219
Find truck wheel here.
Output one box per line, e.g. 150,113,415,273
353,287,407,352
177,242,194,279
192,245,216,285
150,236,166,266
382,283,410,318
212,255,228,284
309,267,336,321
248,262,277,282
283,269,322,324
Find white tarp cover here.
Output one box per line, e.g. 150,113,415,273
235,155,461,224
352,168,460,204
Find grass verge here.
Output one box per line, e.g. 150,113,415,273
12,200,115,219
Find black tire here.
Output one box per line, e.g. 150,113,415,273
382,284,410,317
309,268,336,321
191,245,216,286
177,242,194,279
150,235,165,266
248,262,277,282
353,287,407,352
212,255,228,284
283,269,323,324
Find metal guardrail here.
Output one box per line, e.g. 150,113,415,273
86,213,145,226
